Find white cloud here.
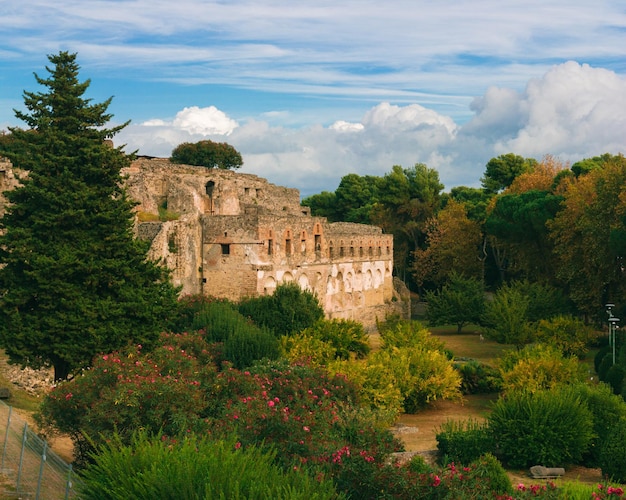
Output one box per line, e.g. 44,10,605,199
330,121,364,132
171,106,239,136
116,62,626,197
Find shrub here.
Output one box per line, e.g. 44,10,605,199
482,284,534,347
488,387,595,468
454,360,502,394
238,282,324,336
436,418,493,465
303,319,370,360
463,453,512,497
595,345,612,373
513,280,573,322
606,364,626,395
534,315,597,358
374,347,462,413
280,332,337,366
79,432,341,499
222,327,280,369
598,351,615,381
498,343,587,394
328,358,404,415
378,319,447,353
191,299,249,342
567,382,626,468
599,417,626,483
37,332,219,466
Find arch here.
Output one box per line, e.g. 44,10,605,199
298,273,310,291
336,272,344,293
364,269,373,290
283,272,294,283
345,272,353,292
205,180,215,196
264,276,277,295
374,269,383,288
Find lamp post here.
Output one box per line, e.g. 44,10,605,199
607,304,615,348
609,317,620,365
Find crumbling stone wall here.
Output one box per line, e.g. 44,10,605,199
124,158,407,328
0,156,409,329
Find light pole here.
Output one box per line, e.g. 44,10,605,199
607,304,615,348
609,317,621,365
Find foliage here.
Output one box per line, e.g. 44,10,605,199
238,282,325,336
377,318,447,352
511,280,573,322
424,272,485,333
548,153,626,319
488,386,595,468
0,52,179,380
599,417,626,483
281,332,337,367
454,360,502,394
412,200,483,288
484,190,563,281
37,332,218,465
481,284,533,347
302,191,340,221
303,319,370,360
79,432,342,500
370,163,444,289
328,358,404,416
223,326,280,369
436,419,493,465
481,153,538,194
377,346,462,413
498,344,587,394
179,297,280,368
567,382,626,468
605,364,625,395
281,319,370,364
170,139,243,169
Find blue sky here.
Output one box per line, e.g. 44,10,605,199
1,1,625,197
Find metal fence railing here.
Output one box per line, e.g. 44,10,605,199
0,400,81,499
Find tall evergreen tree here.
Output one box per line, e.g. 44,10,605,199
0,52,180,380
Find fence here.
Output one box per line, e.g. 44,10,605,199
0,400,81,499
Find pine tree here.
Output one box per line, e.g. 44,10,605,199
0,52,180,380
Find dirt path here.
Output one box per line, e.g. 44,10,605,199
391,395,604,486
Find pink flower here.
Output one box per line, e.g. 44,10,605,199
234,442,241,449
65,393,72,400
303,426,310,432
267,400,275,407
432,475,441,487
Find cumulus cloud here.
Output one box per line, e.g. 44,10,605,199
170,106,239,135
117,62,626,197
461,61,626,163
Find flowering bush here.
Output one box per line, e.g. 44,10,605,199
37,332,220,465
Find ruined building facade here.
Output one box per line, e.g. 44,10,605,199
0,157,409,329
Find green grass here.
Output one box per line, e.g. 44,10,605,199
428,326,511,364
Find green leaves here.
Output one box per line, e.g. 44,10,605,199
170,139,243,169
0,52,179,380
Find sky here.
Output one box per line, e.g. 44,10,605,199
1,1,625,197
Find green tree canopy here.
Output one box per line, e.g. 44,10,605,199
484,190,563,281
481,153,538,194
170,139,243,169
0,52,180,380
425,272,485,333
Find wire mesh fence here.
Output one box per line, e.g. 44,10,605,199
0,400,81,499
